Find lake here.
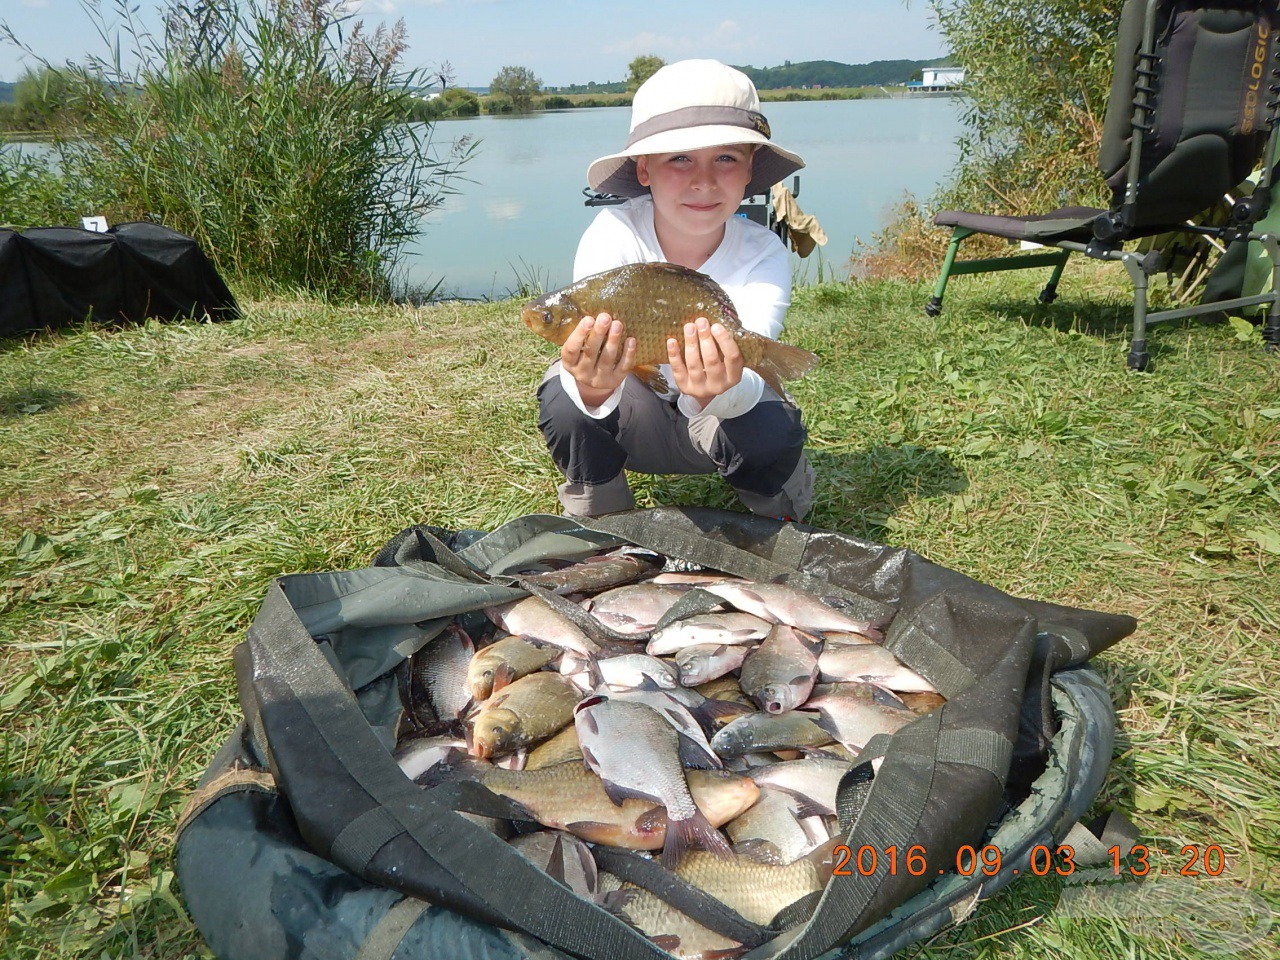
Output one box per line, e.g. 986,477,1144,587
406,96,964,300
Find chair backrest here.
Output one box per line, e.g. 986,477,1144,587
1097,0,1280,233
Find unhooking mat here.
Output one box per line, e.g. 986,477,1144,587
174,507,1136,960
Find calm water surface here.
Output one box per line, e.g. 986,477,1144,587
407,96,963,300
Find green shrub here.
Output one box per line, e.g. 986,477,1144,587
12,0,472,300
929,0,1115,215
439,87,480,117
0,145,79,227
540,95,572,110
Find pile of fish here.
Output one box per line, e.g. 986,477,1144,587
394,546,944,959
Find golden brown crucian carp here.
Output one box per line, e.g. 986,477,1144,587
522,262,818,396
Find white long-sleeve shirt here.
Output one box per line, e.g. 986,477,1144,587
560,195,792,422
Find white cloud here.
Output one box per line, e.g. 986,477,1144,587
602,20,756,60
338,0,401,13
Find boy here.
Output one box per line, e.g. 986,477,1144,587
537,59,815,521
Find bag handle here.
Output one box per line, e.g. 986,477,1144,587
248,581,673,960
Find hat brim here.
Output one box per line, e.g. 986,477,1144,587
587,126,805,199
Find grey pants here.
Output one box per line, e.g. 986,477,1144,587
537,363,814,520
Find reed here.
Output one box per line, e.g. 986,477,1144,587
7,0,473,299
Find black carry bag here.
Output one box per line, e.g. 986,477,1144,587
174,507,1136,960
0,221,239,336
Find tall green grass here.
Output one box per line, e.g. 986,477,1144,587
1,0,472,299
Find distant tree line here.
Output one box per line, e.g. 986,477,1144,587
2,53,953,133
735,58,953,89
545,57,952,95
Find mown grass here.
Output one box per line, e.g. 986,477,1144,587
2,264,1278,959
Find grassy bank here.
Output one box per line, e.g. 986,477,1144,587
2,267,1278,958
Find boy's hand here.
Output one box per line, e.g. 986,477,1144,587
667,317,743,408
561,313,636,408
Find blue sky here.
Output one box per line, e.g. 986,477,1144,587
0,0,945,87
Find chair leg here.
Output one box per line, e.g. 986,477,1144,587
926,228,973,317
1263,235,1280,353
1122,254,1151,371
1038,251,1071,304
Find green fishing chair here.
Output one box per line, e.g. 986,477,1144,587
928,0,1280,370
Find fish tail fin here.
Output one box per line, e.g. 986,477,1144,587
663,808,733,868
694,697,753,731
808,836,846,884
755,339,819,395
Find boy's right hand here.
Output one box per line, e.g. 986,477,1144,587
561,313,636,407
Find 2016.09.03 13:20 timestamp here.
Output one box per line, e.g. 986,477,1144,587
830,843,1230,878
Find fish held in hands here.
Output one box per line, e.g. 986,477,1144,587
522,262,819,396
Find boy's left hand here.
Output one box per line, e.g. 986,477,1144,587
667,317,744,408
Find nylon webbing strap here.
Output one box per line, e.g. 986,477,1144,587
834,762,876,835
883,617,975,698
581,514,804,582
331,806,408,874
771,711,945,960
1037,625,1092,665
581,514,891,619
425,780,543,825
248,582,670,960
1064,810,1141,866
770,523,809,571
593,847,771,948
355,896,431,960
935,729,1014,780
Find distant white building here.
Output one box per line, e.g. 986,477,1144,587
918,67,964,90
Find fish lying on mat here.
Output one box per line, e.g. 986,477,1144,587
393,542,951,957
522,262,819,396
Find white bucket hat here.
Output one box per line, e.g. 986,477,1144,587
587,59,805,199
